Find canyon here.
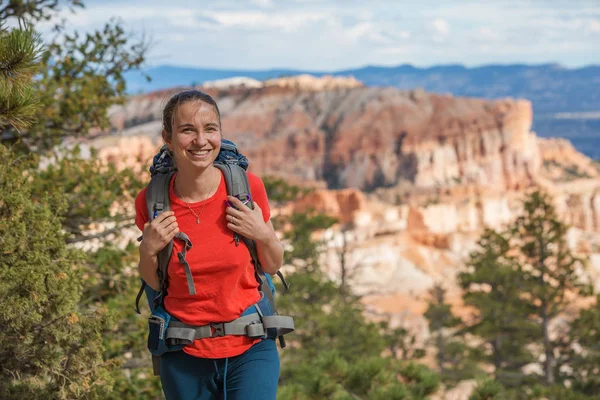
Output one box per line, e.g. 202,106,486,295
100,76,600,387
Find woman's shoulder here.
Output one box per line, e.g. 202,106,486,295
246,171,263,184
134,186,149,211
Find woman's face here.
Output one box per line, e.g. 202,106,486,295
165,100,222,172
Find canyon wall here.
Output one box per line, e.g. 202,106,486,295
101,76,600,350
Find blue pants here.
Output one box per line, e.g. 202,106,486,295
160,338,280,400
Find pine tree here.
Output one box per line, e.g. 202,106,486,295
459,228,538,388
424,282,481,386
557,295,600,395
511,191,591,386
0,146,116,399
0,1,150,398
275,206,440,399
1,1,147,153
0,20,43,133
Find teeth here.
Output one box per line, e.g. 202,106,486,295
190,150,210,155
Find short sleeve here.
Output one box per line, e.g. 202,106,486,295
135,187,149,232
247,172,270,222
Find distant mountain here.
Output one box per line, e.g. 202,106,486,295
124,63,599,113
123,63,600,159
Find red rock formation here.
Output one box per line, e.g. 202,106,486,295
109,85,538,193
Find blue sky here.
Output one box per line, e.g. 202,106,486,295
39,0,600,70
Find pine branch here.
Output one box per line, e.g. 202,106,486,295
66,222,136,244
0,24,43,88
0,22,43,133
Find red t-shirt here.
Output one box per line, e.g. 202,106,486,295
135,170,270,359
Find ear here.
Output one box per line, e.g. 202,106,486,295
161,129,172,149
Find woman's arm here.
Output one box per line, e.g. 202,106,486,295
254,220,284,275
138,250,160,291
138,211,179,291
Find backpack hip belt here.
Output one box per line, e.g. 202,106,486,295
165,313,295,345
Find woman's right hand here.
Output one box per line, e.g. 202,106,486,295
139,211,179,257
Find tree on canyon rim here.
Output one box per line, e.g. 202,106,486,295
509,191,592,387
0,1,150,398
273,209,440,400
424,282,482,386
458,228,539,388
459,191,595,398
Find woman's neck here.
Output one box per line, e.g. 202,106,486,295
174,166,219,202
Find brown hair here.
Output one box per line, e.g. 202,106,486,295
162,89,222,140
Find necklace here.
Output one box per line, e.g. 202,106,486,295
175,169,219,224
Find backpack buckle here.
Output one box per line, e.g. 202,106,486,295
210,323,225,337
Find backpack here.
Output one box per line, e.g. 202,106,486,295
135,139,293,375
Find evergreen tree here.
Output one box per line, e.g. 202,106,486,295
424,282,481,385
0,20,43,132
381,325,425,362
511,191,591,386
459,229,538,388
1,1,150,398
276,205,440,399
282,209,337,270
1,1,147,153
0,146,116,399
469,378,508,400
561,294,600,395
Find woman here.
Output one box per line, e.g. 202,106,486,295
135,89,284,400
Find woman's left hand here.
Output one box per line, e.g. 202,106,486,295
225,195,270,242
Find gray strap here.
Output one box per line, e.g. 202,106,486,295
262,315,295,336
167,313,266,340
213,163,287,343
174,232,195,295
214,163,251,203
165,326,196,345
146,171,177,294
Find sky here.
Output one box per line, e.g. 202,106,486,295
38,0,600,71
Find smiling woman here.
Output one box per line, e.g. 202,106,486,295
134,89,285,400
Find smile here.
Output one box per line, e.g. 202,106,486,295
188,149,212,158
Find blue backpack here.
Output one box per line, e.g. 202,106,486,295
135,139,293,375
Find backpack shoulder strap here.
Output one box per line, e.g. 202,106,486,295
134,171,176,306
146,171,177,295
214,163,279,304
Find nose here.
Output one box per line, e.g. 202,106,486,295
192,130,209,146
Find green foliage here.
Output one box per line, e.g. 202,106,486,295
0,145,115,399
277,252,439,398
281,209,337,269
0,1,84,22
424,283,481,385
19,20,146,152
564,295,600,396
381,325,426,361
511,190,591,386
469,379,508,400
1,1,151,398
0,21,43,132
31,146,144,243
459,228,537,387
2,12,147,153
263,175,312,204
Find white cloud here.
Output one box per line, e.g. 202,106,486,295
204,10,324,32
431,18,450,36
251,0,273,7
589,19,600,33
478,28,500,41
28,0,600,70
